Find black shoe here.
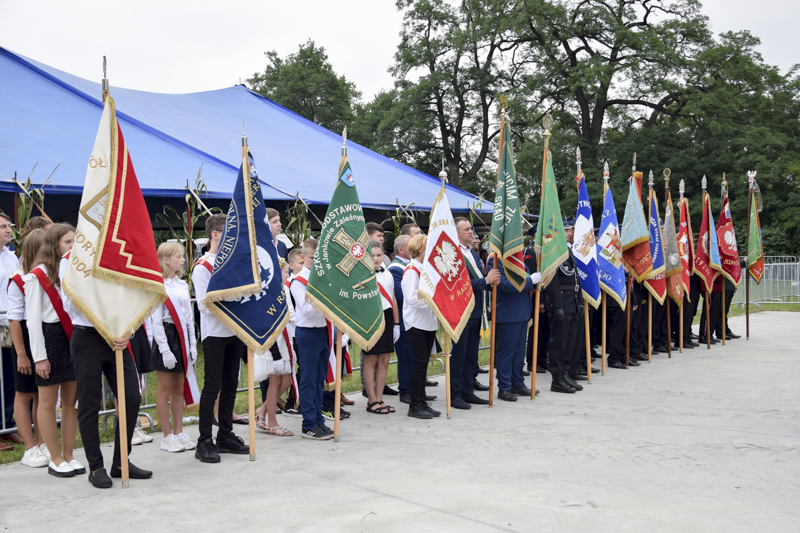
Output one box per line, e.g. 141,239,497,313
521,369,531,377
301,426,334,440
362,389,368,398
423,402,441,417
569,373,589,381
399,392,411,404
510,386,532,396
215,434,249,455
408,404,433,419
653,344,669,353
678,342,694,349
591,366,600,373
563,375,583,391
110,462,152,479
383,385,399,395
426,379,439,387
691,333,700,340
497,390,517,402
728,331,741,339
462,393,489,405
473,380,489,391
628,358,641,366
195,438,221,463
699,337,719,344
634,353,649,361
477,367,489,374
550,376,576,393
88,468,113,488
536,367,547,374
591,349,601,359
425,394,437,401
451,397,471,410
609,361,627,369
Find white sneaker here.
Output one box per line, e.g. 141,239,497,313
38,443,51,461
177,433,196,450
21,446,48,468
159,434,186,453
68,459,86,474
131,427,145,445
135,427,154,443
48,460,75,478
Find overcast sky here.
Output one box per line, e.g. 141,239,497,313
1,0,795,100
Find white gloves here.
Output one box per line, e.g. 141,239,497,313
393,325,401,344
530,272,542,285
189,345,197,365
162,349,177,370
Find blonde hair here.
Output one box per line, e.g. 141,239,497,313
302,238,318,259
407,234,427,260
158,242,185,279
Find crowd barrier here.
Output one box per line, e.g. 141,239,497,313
732,256,800,308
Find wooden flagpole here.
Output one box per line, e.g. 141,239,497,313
721,174,727,347
746,172,754,340
647,182,653,363
679,180,686,354
333,330,343,441
664,170,672,358
584,298,592,384
247,348,255,460
601,293,607,375
531,114,553,400
114,349,130,488
444,333,452,419
625,281,631,367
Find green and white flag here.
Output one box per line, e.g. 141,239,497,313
534,153,569,289
305,153,384,351
489,119,527,291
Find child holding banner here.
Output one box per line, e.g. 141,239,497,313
25,224,82,477
362,240,400,415
152,243,198,453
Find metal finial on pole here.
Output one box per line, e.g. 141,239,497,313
101,56,109,102
748,170,757,186
603,161,610,187
664,168,671,189
702,174,707,191
499,95,509,119
648,169,654,189
242,120,248,147
438,155,448,188
342,126,347,157
679,178,685,199
576,147,582,176
630,152,637,184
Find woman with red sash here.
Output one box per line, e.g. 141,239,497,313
151,243,198,453
24,223,82,477
362,240,400,415
8,228,48,468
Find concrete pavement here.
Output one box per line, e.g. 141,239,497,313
1,312,798,532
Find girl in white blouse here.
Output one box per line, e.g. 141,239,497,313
401,235,441,420
25,223,81,477
152,243,197,453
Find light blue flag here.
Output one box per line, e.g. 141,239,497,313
573,174,601,308
596,187,627,309
708,203,722,272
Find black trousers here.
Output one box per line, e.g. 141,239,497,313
547,311,579,376
450,316,481,398
1,347,15,429
606,306,626,364
652,300,667,347
699,292,722,339
526,312,549,369
199,336,245,443
407,328,435,408
71,327,141,472
570,310,586,376
630,299,647,355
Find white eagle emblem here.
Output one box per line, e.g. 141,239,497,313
723,230,737,252
433,240,462,282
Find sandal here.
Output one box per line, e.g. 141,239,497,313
366,401,390,415
255,413,268,431
264,426,293,437
378,402,395,413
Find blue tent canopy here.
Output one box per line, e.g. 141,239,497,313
0,47,490,220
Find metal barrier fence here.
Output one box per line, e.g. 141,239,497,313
732,256,800,308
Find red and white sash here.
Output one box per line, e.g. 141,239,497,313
8,272,25,296
194,257,213,274
31,267,73,340
163,295,200,405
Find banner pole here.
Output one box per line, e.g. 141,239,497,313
722,286,726,346
648,293,652,362
333,330,343,442
247,348,255,460
679,298,684,353
746,184,752,340
489,284,497,407
665,177,672,358
584,298,591,384
444,333,452,419
601,293,607,376
705,288,712,349
625,280,631,368
115,348,130,488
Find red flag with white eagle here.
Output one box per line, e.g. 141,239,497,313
717,187,742,287
62,96,165,344
418,189,474,343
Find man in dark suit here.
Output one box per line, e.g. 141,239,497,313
607,269,640,368
450,218,499,408
543,219,584,392
487,254,540,402
524,228,549,375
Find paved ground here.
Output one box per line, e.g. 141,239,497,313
2,312,798,532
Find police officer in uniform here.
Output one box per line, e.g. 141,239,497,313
543,218,584,393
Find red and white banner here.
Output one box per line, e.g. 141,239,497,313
717,192,742,287
418,189,474,343
678,198,694,301
62,96,165,343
